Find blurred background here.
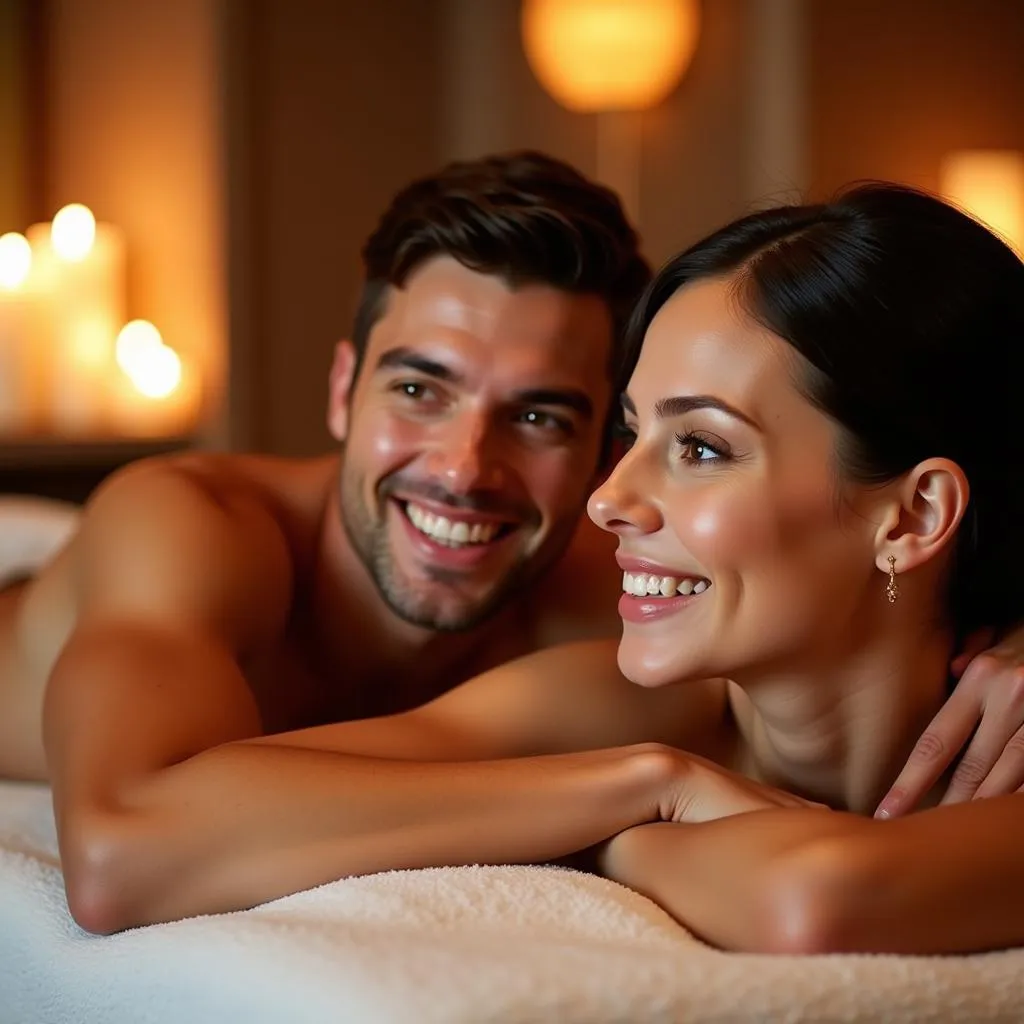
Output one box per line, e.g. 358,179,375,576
0,0,1022,501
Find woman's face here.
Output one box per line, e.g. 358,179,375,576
588,276,884,687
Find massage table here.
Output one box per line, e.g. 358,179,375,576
2,497,1022,1022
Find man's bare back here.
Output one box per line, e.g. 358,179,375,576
0,448,622,782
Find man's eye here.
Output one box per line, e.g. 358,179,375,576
519,409,572,435
392,381,434,401
613,422,637,451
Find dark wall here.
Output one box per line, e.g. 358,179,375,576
227,0,444,456
808,0,1024,196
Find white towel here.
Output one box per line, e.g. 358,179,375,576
2,498,1023,1022
1,780,1023,1024
0,495,79,589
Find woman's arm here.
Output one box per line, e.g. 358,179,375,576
600,794,1024,955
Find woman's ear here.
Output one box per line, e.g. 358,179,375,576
873,458,970,575
327,340,358,442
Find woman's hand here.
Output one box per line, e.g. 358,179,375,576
876,627,1024,819
650,746,822,824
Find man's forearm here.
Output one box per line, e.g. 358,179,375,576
67,742,667,932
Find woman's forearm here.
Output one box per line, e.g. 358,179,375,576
600,795,1024,954
598,811,858,952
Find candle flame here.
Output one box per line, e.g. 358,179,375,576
0,232,32,289
116,320,183,399
52,204,97,262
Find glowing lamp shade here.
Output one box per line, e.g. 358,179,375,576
521,0,700,112
940,151,1024,254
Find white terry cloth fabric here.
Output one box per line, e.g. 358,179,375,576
2,783,1024,1024
2,497,1024,1022
0,495,79,589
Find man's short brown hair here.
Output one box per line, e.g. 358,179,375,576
352,151,651,382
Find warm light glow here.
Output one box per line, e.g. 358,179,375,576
115,319,165,375
521,0,700,112
0,232,32,289
116,320,182,399
51,203,97,262
130,344,182,399
940,150,1024,254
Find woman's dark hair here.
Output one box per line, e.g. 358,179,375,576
354,150,651,378
623,183,1024,639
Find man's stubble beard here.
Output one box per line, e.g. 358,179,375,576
337,460,578,633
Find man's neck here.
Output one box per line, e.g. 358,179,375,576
728,621,954,814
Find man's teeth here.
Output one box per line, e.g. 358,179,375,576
622,572,710,598
406,502,501,547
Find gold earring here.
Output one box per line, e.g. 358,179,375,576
886,555,899,604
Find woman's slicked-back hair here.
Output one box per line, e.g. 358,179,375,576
623,183,1024,639
353,151,651,377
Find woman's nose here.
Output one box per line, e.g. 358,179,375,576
587,452,663,536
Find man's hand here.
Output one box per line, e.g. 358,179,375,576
876,628,1024,819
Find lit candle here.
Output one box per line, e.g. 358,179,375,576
111,320,201,437
0,232,37,435
28,203,126,437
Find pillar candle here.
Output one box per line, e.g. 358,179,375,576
27,215,126,437
0,233,37,434
110,321,202,438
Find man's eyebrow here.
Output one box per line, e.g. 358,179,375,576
514,389,594,419
619,392,760,430
374,346,463,384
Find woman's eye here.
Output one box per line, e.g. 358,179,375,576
676,432,727,464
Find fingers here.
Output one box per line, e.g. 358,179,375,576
874,681,981,819
943,669,1024,803
971,726,1024,801
950,627,995,679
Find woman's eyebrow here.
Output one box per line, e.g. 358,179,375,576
619,392,761,431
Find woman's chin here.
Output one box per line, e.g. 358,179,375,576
616,639,707,688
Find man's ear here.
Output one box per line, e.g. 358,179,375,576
872,458,970,575
327,340,358,442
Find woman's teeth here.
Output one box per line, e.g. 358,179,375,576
406,501,501,547
622,572,709,598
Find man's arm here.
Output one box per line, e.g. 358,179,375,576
878,627,1024,817
43,465,723,934
600,795,1024,955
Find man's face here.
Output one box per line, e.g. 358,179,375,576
328,255,614,631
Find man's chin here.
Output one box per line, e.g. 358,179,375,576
383,587,504,633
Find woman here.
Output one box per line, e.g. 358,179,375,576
586,182,1024,954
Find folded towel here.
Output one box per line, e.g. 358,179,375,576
1,781,1023,1024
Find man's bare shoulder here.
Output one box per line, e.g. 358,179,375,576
58,451,335,649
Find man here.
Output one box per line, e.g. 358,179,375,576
0,152,1021,933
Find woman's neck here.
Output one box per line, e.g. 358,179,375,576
727,622,954,814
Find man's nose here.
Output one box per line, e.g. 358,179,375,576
424,413,508,492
